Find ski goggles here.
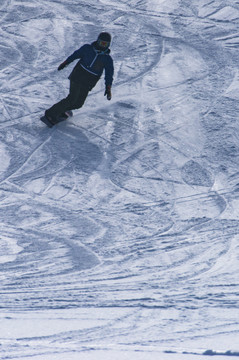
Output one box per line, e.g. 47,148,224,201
97,39,110,48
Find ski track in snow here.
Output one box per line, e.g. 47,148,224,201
0,0,239,359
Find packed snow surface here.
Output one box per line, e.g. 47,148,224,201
0,0,239,359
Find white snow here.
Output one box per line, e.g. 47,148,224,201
0,0,239,359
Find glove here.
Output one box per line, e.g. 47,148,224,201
104,85,112,100
58,61,68,71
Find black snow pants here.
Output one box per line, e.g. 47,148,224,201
45,65,100,124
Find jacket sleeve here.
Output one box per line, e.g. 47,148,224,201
65,45,87,64
104,56,114,87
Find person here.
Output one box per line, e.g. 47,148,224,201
42,32,114,127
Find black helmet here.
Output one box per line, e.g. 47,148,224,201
97,32,111,50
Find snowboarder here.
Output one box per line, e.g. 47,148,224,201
41,32,114,127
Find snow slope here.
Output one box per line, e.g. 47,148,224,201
0,0,239,359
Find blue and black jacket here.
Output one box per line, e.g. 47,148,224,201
65,41,114,89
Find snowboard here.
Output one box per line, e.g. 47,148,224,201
40,110,73,128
